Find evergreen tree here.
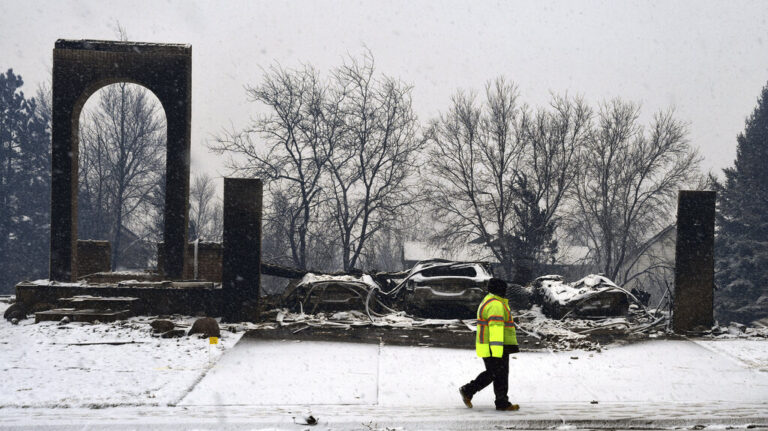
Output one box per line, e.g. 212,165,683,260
0,69,51,293
715,81,768,324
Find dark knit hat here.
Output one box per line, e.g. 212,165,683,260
488,278,507,297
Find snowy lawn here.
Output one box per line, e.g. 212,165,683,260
0,304,242,408
181,338,768,407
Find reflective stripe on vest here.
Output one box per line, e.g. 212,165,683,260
478,319,515,327
477,298,497,344
477,297,516,344
478,298,497,320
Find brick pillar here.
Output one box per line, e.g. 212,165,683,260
222,178,262,318
76,240,111,277
673,190,716,333
49,60,79,281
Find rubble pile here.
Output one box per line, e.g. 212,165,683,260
246,302,669,351
274,265,678,351
512,305,667,351
530,274,637,319
706,322,768,339
13,258,767,351
264,309,468,331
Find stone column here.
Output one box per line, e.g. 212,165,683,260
49,53,81,281
222,178,262,314
673,190,716,333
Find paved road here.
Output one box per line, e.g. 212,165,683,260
1,403,767,430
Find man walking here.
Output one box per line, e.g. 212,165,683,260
460,278,520,411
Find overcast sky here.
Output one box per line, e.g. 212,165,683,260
2,0,768,190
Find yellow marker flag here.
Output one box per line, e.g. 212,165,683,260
209,337,219,345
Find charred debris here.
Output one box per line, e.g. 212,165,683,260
256,259,676,351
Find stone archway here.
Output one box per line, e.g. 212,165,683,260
50,39,192,281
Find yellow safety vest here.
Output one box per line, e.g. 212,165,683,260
475,293,518,358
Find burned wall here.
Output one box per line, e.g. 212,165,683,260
157,242,223,281
76,240,111,278
673,190,716,333
50,39,191,281
222,178,263,298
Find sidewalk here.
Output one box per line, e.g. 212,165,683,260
2,337,767,430
180,338,768,406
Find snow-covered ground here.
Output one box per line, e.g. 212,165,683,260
1,300,767,429
0,304,242,408
694,338,768,371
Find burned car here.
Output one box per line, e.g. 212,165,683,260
392,259,493,318
531,274,630,319
282,273,384,314
280,259,497,319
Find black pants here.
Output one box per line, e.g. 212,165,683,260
463,349,510,408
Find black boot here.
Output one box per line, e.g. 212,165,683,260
459,386,473,408
496,403,520,411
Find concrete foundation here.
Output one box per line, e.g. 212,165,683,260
15,281,223,317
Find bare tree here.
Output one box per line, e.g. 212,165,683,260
210,65,332,269
427,78,588,282
326,54,422,271
361,218,413,272
78,82,166,269
212,54,421,272
208,201,223,244
261,188,298,265
567,99,701,282
506,93,591,282
259,186,338,270
188,173,222,242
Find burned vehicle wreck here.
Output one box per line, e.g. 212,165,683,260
281,259,494,319
280,258,644,322
530,274,633,319
281,273,386,315
390,259,493,318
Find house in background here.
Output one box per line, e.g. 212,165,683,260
402,240,500,272
542,244,593,281
402,226,676,304
617,225,676,308
77,226,156,273
401,240,592,282
116,226,157,270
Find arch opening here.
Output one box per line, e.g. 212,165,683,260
76,82,167,272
